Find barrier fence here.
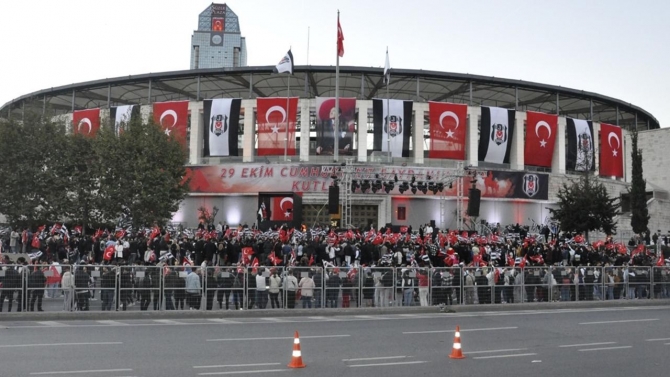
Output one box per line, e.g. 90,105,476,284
1,264,669,313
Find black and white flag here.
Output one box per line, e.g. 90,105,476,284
372,99,412,158
273,49,294,75
110,105,140,135
478,106,515,164
203,98,241,157
566,118,595,171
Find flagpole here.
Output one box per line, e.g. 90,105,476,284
386,47,391,164
285,72,290,161
334,10,340,162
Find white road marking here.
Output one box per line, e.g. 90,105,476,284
342,356,410,362
0,342,122,348
646,338,670,342
97,320,128,326
30,368,133,375
207,319,240,324
36,321,69,327
472,353,538,360
578,346,633,352
579,319,658,325
559,342,617,348
403,326,517,334
467,348,528,354
194,363,281,369
348,361,428,368
198,370,286,376
207,334,350,341
260,317,286,322
154,319,182,325
308,316,336,321
532,360,542,363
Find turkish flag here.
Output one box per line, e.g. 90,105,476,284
337,15,344,57
72,108,101,137
428,102,467,159
153,101,189,148
256,97,298,156
270,196,294,221
524,111,557,167
599,123,623,178
103,245,115,261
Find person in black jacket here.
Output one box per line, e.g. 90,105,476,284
100,267,116,311
0,266,20,312
74,266,90,311
28,266,46,311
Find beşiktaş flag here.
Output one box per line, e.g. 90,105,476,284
203,98,241,156
478,106,515,164
72,108,101,137
153,100,189,148
566,118,595,172
273,49,294,74
598,123,624,178
110,105,140,135
372,99,412,158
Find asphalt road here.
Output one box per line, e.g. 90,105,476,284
0,306,669,377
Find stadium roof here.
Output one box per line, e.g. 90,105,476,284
0,65,659,130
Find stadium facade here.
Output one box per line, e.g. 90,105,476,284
1,65,668,239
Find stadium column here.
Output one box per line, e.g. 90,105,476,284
413,102,426,164
242,99,255,162
510,111,525,170
140,105,151,125
467,106,481,167
189,101,204,165
593,122,601,173
357,100,370,162
300,98,312,162
552,117,566,174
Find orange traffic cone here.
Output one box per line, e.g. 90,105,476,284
288,331,306,368
448,326,465,359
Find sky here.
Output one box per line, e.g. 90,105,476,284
1,0,668,126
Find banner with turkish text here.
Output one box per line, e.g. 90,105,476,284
428,101,467,160
599,123,623,178
72,108,100,137
524,111,557,167
153,101,189,148
256,97,298,156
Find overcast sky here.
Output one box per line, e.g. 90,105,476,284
1,0,668,126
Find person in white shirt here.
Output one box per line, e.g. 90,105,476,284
10,230,19,254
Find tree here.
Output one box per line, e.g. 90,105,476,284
0,114,68,226
549,174,620,240
95,115,190,228
629,131,649,234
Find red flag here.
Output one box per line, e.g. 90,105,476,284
308,254,314,266
103,245,115,261
271,197,294,221
242,247,254,265
524,111,557,168
428,102,468,159
72,108,101,137
251,257,260,274
519,256,527,269
256,97,299,156
337,15,345,58
657,255,665,267
153,101,189,148
599,123,624,178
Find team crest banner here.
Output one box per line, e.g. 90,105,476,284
372,99,412,158
203,98,241,157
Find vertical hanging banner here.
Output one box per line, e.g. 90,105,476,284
110,105,140,135
72,108,100,137
372,99,413,158
524,111,558,167
428,101,467,160
599,123,624,177
478,106,515,164
256,97,299,156
315,97,356,155
566,118,595,172
153,101,189,148
203,98,241,157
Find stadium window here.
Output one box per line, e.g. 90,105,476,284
397,206,406,221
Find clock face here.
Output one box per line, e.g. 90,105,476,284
212,35,222,45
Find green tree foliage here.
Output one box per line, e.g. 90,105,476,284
0,112,189,229
549,174,620,240
629,131,649,234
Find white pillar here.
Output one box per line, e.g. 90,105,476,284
300,98,312,162
593,122,601,175
140,105,151,125
553,117,566,174
413,102,427,164
241,99,255,162
188,101,203,165
467,106,481,167
510,111,525,170
357,100,370,162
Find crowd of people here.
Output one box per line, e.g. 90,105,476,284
1,222,669,313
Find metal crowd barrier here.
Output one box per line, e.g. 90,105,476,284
1,264,669,313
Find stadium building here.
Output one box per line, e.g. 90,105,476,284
2,63,669,239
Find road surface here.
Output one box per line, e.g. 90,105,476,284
0,305,669,376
